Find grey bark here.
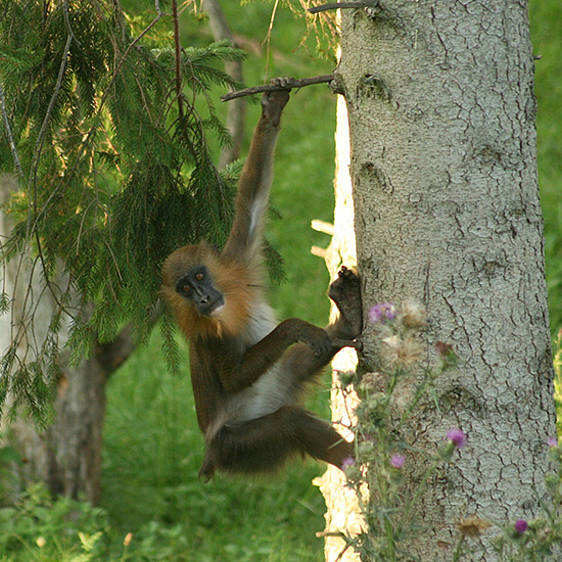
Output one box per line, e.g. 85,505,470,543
337,1,556,560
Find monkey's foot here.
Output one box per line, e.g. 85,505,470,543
329,266,363,338
331,337,364,353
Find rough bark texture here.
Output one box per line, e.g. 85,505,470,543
337,1,556,559
315,95,366,562
43,357,107,503
2,359,108,505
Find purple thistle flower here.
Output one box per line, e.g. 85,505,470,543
547,436,559,448
368,302,396,324
390,454,405,468
447,428,466,449
514,519,528,534
341,456,355,470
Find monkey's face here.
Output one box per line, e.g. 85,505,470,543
175,265,225,317
161,244,255,338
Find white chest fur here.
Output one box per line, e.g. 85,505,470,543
224,301,293,425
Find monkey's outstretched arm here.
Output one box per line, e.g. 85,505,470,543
216,318,332,393
222,83,290,265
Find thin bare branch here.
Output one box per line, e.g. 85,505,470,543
311,219,335,236
25,31,73,315
63,0,80,46
263,0,281,78
308,1,376,14
221,74,334,101
29,32,72,193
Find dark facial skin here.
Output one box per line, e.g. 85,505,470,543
176,266,224,317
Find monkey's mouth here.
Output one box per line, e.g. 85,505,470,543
197,296,225,317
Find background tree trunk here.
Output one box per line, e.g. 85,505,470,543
202,0,246,169
0,176,136,505
334,2,556,559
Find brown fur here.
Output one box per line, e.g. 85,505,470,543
160,86,363,480
161,244,260,340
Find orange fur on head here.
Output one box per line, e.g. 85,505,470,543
161,244,259,340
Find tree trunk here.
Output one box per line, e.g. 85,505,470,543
334,2,556,559
33,357,107,504
0,176,135,505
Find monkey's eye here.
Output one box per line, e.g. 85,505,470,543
182,284,191,294
195,272,204,281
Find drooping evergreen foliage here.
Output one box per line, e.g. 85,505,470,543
0,0,244,415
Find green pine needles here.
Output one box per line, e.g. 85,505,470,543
0,0,244,416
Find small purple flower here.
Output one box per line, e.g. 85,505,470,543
390,454,405,468
368,302,396,324
447,428,466,449
514,519,528,534
341,456,355,470
547,436,559,448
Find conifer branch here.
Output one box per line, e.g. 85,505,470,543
172,0,184,122
30,33,73,192
0,83,23,178
28,32,73,314
221,74,335,101
31,11,164,232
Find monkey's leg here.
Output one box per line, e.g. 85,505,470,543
209,406,353,474
280,266,363,383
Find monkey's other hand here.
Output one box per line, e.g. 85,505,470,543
279,318,332,358
261,77,292,126
329,266,363,338
297,324,333,358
